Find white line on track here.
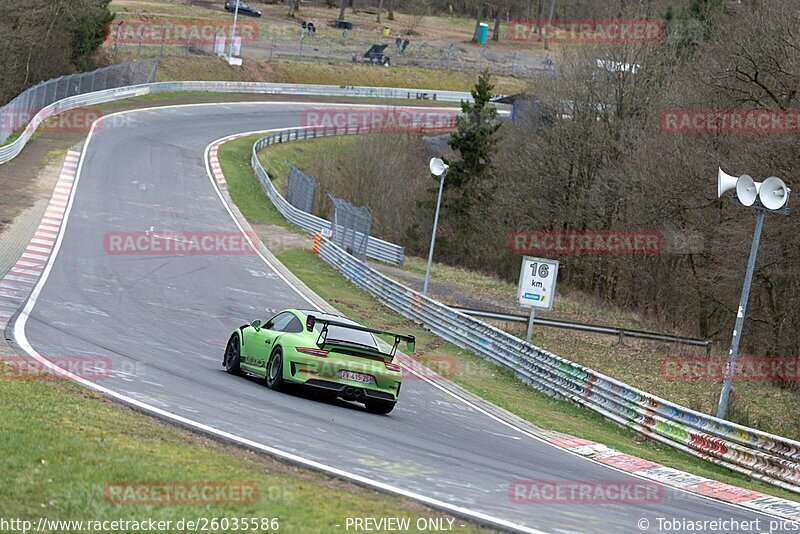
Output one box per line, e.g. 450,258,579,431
11,102,546,534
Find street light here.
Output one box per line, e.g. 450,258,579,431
423,158,449,296
715,167,791,419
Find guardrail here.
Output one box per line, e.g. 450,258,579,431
453,307,713,354
250,121,455,266
315,235,800,494
1,75,474,166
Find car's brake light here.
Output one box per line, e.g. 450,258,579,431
385,362,402,372
296,347,329,358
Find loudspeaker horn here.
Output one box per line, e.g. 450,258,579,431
759,176,790,210
429,157,449,177
736,174,761,207
717,167,739,198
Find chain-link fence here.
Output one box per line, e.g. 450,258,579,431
286,162,318,214
0,58,159,145
328,193,372,261
108,19,552,79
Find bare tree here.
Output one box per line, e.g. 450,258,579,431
472,2,483,42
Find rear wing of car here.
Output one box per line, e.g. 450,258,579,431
305,315,415,356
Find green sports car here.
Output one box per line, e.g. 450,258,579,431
222,309,415,414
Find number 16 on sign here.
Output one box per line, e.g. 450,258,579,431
517,256,559,342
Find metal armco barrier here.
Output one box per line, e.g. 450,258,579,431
1,72,473,166
454,307,713,354
315,236,800,494
250,127,410,266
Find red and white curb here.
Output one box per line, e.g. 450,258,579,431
549,436,800,521
0,150,79,329
209,143,225,184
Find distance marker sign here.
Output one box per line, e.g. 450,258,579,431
517,256,559,310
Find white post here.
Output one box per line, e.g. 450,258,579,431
526,307,536,342
229,1,240,59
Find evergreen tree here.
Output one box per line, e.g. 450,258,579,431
443,69,500,223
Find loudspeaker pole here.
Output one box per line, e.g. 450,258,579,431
715,168,790,420
716,209,764,419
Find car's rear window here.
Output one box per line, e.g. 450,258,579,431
312,315,378,349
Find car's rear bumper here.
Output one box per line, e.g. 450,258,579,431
283,348,402,401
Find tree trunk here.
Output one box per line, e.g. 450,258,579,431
492,5,501,41
387,0,394,20
338,0,347,20
544,0,556,50
472,3,483,42
536,0,544,38
288,0,300,17
377,0,383,23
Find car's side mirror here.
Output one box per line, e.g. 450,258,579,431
251,319,263,331
406,338,415,353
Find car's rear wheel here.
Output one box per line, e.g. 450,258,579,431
266,348,285,390
224,334,243,375
364,399,396,414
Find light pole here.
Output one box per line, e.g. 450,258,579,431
423,158,449,296
715,168,790,419
228,0,241,61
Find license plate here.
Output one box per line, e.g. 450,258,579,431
339,370,374,384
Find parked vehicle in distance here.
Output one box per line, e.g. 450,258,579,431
224,0,262,17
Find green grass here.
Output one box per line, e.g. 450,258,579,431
275,248,800,503
257,135,361,194
0,369,492,532
217,134,296,230
148,55,530,94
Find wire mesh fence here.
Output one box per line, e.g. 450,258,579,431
107,18,552,79
328,193,372,261
0,58,160,145
286,162,318,214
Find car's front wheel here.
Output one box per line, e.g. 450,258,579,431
364,399,396,414
224,334,243,376
266,348,285,390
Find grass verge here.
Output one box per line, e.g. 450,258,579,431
148,55,530,94
217,134,296,230
0,368,491,531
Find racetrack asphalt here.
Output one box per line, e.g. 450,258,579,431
11,103,794,533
